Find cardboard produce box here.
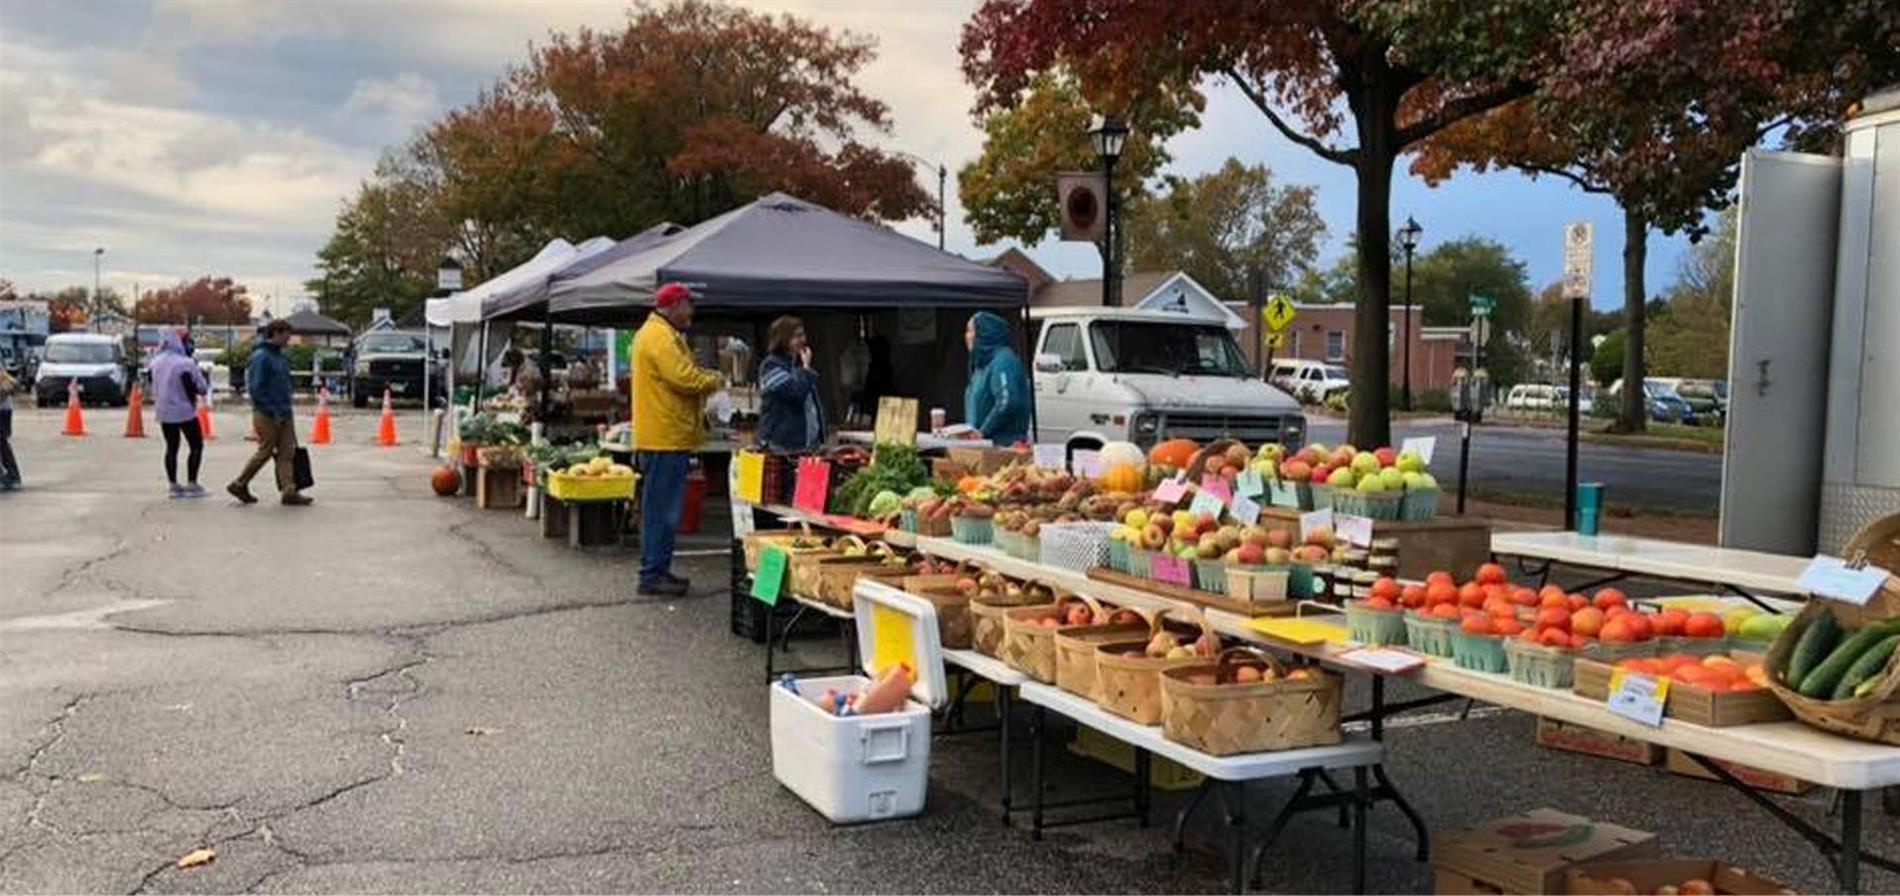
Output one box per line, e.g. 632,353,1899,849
1435,808,1657,894
1534,717,1663,766
1565,858,1796,895
1664,749,1813,796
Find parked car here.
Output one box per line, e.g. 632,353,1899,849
1030,307,1306,456
1505,383,1561,412
1601,378,1700,425
1267,359,1353,405
348,331,438,407
34,333,128,407
1659,377,1726,424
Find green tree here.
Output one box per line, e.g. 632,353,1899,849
1590,329,1626,388
306,178,450,330
1648,206,1738,379
1122,159,1325,299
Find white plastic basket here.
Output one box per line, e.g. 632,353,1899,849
1036,521,1120,573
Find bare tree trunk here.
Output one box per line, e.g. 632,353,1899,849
1616,208,1648,433
1347,95,1396,449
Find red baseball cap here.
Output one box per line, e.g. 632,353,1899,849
655,282,693,309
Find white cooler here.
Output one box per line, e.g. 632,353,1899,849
769,581,946,824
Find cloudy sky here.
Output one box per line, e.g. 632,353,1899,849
0,0,1699,316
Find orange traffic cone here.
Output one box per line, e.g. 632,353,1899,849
376,388,398,447
123,384,146,438
310,387,333,445
61,380,87,437
197,396,216,440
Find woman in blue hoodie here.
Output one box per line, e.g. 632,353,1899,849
963,311,1031,447
757,316,825,452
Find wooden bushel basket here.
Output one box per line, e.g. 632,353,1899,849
910,585,976,650
1183,438,1247,483
1054,601,1150,701
1002,594,1111,683
1095,607,1219,725
971,586,1052,658
1765,513,1900,745
1160,648,1343,756
742,525,827,572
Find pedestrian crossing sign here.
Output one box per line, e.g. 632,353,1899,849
1262,294,1297,332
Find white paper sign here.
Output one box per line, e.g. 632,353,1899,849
1339,646,1425,673
1607,672,1667,727
1229,492,1262,526
1336,513,1374,548
1299,508,1335,543
731,501,755,538
1033,444,1068,472
1071,449,1104,479
1188,491,1226,520
1400,436,1436,466
1797,555,1892,606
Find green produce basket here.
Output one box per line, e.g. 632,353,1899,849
1283,564,1317,599
1451,630,1510,673
1107,540,1133,574
1404,612,1458,658
1128,548,1154,579
1505,639,1575,688
1193,559,1228,594
900,508,919,533
1310,484,1337,511
1268,479,1313,510
1399,488,1441,522
995,529,1022,558
951,515,993,545
1345,601,1407,646
1331,489,1401,521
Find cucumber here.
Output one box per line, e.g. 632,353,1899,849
1832,633,1900,700
1798,619,1900,699
1856,676,1883,699
1786,613,1842,690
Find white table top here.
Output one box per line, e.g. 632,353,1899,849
1018,682,1385,781
789,593,853,620
1491,531,1810,595
944,648,1030,686
837,431,994,452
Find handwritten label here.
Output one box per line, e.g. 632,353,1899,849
751,546,787,605
1338,646,1425,673
1188,491,1226,521
1401,436,1436,466
731,501,755,538
1150,553,1192,587
1033,443,1068,472
1607,669,1670,727
1229,493,1262,526
1237,468,1265,499
875,396,920,446
1299,508,1335,543
1071,449,1104,479
1201,475,1233,502
1797,555,1891,606
1336,513,1374,548
1153,477,1189,506
793,458,831,515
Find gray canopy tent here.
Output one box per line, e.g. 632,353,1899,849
539,193,1029,432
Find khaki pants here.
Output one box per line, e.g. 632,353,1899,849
236,412,298,496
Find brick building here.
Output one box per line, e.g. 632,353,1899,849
1258,303,1469,395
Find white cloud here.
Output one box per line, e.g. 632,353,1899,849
343,72,440,128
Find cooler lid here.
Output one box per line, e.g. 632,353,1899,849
852,579,947,710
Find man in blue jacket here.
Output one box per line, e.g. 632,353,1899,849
228,319,311,506
963,311,1031,447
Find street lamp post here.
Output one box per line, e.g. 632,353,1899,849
1088,115,1130,307
893,152,948,251
1397,217,1421,411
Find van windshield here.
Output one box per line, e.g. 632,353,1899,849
1088,321,1249,378
46,342,117,364
1325,366,1349,380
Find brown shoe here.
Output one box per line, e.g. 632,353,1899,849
281,492,314,506
226,482,257,505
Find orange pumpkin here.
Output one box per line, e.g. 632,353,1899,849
1148,438,1199,469
1100,463,1144,493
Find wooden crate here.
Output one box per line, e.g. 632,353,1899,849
1533,717,1661,766
1086,567,1298,618
1434,808,1656,894
1259,507,1490,581
1663,749,1813,796
1573,659,1791,727
1565,859,1795,895
541,495,569,539
476,466,523,510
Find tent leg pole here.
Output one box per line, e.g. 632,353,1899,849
475,323,488,409
539,309,554,425
1020,304,1038,442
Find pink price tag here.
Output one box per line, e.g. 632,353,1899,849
1200,476,1232,502
1151,554,1192,587
1153,478,1189,505
793,458,831,515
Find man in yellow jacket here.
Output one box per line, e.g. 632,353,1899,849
633,282,723,596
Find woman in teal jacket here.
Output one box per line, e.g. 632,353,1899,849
962,311,1031,446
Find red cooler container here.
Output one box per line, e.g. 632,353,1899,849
680,471,708,534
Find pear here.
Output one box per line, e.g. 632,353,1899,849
1145,630,1180,658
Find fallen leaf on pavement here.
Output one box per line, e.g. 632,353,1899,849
465,727,502,736
76,773,104,783
176,848,215,869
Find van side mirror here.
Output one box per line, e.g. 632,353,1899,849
1034,353,1065,374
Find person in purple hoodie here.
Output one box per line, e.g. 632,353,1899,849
150,330,211,498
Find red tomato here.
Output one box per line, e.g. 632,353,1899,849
1653,609,1689,638
1534,606,1572,631
1538,627,1572,648
1593,588,1629,611
1458,582,1487,608
1476,562,1508,585
1685,613,1726,639
1492,618,1525,637
1513,587,1543,607
1460,615,1493,635
1539,592,1570,611
1624,613,1654,641
1400,585,1428,608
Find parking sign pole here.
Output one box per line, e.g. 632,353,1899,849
1561,222,1593,531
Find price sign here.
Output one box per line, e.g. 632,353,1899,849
1237,468,1265,499
735,451,766,504
1606,669,1670,727
1189,491,1226,520
1071,449,1104,479
1153,477,1189,506
1201,475,1233,503
1337,646,1425,673
1336,513,1374,548
1299,508,1334,543
1797,555,1891,606
732,501,755,538
751,546,788,605
1150,553,1192,588
1229,492,1262,526
1400,436,1436,466
793,458,831,515
868,601,918,677
874,396,920,446
1033,444,1068,472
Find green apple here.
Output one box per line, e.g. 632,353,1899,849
1396,450,1426,473
1177,545,1199,559
1350,452,1381,476
1355,474,1387,493
1126,508,1150,529
1413,472,1438,490
1327,467,1356,488
1256,443,1285,462
1378,467,1405,491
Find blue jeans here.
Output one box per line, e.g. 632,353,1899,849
637,451,690,587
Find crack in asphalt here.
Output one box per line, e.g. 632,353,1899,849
444,517,549,588
15,695,86,839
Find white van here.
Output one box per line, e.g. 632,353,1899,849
1030,307,1305,454
1505,383,1560,412
1267,359,1353,405
34,333,128,407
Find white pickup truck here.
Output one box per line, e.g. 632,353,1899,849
1028,307,1306,455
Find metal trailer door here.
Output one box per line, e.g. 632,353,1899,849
1720,150,1841,554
